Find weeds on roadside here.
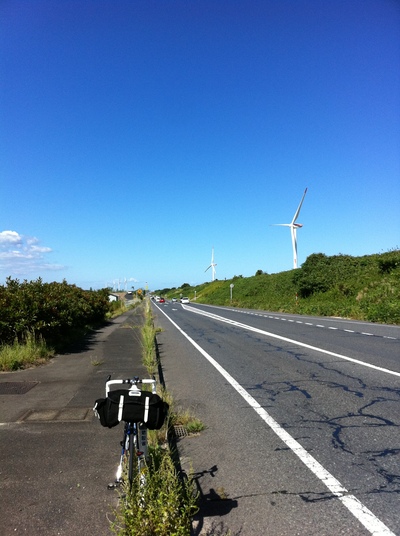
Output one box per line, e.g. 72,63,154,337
112,298,204,535
112,447,198,536
141,301,158,375
0,331,52,371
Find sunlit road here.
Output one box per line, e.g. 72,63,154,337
153,300,400,536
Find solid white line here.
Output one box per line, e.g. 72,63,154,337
182,305,400,378
155,304,395,535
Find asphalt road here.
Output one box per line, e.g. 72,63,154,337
0,308,149,536
152,301,400,536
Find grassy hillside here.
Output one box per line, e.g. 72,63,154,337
159,250,400,325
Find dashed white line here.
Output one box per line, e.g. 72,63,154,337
181,305,400,378
156,304,396,536
185,304,399,341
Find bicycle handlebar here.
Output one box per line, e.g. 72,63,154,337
105,376,157,395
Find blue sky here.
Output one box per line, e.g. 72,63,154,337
1,0,399,291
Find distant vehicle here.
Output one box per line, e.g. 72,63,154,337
171,298,177,302
155,296,160,302
180,297,190,304
159,298,165,303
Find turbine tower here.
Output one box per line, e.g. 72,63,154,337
205,247,217,281
273,188,308,269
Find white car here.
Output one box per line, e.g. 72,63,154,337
180,297,190,304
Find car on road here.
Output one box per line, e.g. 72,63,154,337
159,298,165,303
171,298,177,303
180,297,190,304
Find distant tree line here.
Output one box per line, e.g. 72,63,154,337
0,277,110,349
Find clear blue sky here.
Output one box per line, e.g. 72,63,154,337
1,0,399,291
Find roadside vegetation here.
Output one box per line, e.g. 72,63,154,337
112,298,200,536
0,277,115,371
158,250,400,325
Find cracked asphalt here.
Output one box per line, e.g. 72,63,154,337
0,307,148,536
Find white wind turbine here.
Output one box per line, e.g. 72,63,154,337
273,188,308,269
205,247,217,281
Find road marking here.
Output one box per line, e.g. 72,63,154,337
155,304,396,536
181,305,400,378
203,305,399,341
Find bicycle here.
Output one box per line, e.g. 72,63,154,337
93,375,168,491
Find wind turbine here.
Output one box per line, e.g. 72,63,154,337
205,247,217,281
273,188,308,269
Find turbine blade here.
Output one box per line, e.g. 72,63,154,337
292,188,308,224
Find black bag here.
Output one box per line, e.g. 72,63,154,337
94,389,168,430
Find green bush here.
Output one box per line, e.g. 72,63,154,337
0,277,110,349
164,250,400,324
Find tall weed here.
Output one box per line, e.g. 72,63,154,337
113,449,198,536
0,331,52,371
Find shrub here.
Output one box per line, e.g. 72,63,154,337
0,278,110,349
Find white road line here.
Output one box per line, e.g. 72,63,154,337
199,305,399,340
155,304,396,536
182,305,400,378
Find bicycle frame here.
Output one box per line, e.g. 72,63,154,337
105,376,157,490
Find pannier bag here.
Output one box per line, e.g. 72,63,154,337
94,389,169,430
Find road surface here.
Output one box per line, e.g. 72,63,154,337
152,301,400,536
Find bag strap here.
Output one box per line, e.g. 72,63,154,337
118,394,124,422
144,396,150,423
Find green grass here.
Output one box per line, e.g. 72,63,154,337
0,332,53,371
112,447,198,536
114,299,203,535
160,250,400,324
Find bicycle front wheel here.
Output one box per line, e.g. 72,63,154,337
128,424,136,488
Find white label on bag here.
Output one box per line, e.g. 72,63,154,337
118,395,124,422
144,397,149,423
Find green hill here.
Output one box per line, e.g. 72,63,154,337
159,250,400,325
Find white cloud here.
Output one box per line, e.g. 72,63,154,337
0,230,65,277
0,230,23,245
